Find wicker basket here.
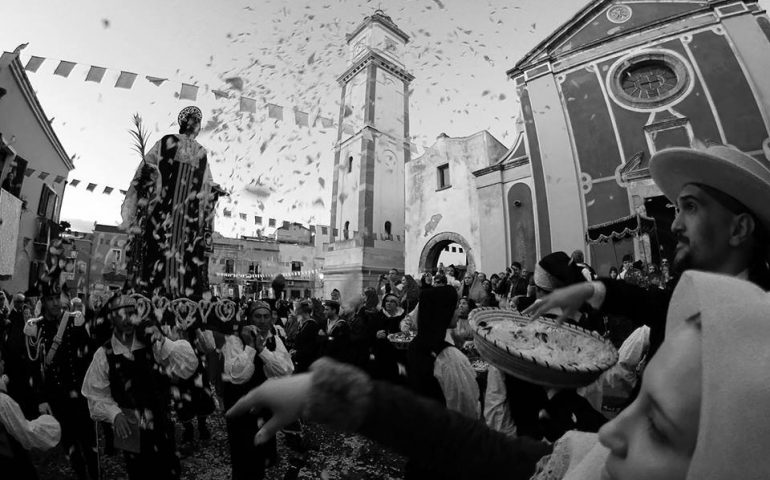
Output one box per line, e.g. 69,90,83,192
388,333,414,350
469,307,618,389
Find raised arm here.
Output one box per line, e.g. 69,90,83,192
227,358,551,480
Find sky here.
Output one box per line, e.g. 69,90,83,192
6,0,767,236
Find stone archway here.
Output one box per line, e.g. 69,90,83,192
419,232,476,273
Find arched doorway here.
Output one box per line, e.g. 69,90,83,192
419,232,476,274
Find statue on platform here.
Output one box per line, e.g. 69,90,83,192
121,107,221,299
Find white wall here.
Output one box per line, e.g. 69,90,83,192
405,132,506,275
0,56,71,294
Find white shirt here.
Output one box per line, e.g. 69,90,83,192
0,393,61,450
81,334,199,423
222,333,293,385
433,347,480,419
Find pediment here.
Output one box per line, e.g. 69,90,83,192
510,1,719,76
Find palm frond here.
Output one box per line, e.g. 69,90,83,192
128,113,151,163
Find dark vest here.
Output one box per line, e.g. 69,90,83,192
103,339,171,428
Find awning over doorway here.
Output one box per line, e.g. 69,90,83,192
585,214,656,244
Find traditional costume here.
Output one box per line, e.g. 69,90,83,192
81,295,199,480
122,106,220,298
26,274,97,480
220,301,293,480
320,300,352,364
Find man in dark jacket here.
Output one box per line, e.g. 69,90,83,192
1,293,37,418
292,302,324,373
32,284,98,480
320,300,352,363
526,144,770,357
507,262,528,300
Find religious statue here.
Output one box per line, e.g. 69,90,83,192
121,106,221,299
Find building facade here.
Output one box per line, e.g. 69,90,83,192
208,230,326,300
406,0,770,278
507,0,770,275
324,10,413,302
405,131,509,275
0,52,74,295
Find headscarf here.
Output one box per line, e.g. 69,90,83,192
401,275,420,311
381,293,403,316
245,300,271,319
664,271,770,479
413,285,458,352
363,287,379,311
468,273,489,304
534,251,582,292
555,272,770,480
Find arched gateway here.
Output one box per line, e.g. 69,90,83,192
418,232,476,273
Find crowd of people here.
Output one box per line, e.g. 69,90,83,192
227,142,770,480
3,106,770,480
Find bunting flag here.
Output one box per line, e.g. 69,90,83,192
240,96,257,114
180,83,198,101
212,89,229,100
267,103,283,120
295,110,309,128
85,66,107,83
1,160,351,235
24,56,45,72
19,52,342,132
53,61,76,78
146,76,167,86
115,71,137,89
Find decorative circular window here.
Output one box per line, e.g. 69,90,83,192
607,5,632,24
609,51,690,110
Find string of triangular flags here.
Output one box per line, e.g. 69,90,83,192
20,53,338,129
213,268,324,281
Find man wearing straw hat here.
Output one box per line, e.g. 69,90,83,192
527,143,770,356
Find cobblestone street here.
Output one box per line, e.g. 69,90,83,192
35,411,405,480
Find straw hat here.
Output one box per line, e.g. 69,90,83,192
650,144,770,233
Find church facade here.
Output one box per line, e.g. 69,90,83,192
407,0,770,277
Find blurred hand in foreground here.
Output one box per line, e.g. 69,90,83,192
226,374,313,445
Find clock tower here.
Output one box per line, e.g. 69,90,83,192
323,10,413,301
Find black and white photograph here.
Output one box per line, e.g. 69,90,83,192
2,1,770,478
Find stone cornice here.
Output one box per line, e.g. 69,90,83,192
337,50,414,85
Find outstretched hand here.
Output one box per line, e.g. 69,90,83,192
522,282,595,325
226,373,313,446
